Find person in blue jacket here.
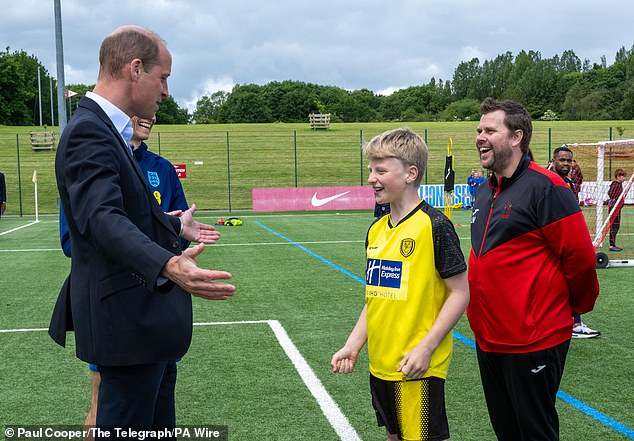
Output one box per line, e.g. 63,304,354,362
59,114,190,436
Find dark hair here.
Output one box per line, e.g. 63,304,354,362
553,146,573,158
480,98,533,155
615,168,626,178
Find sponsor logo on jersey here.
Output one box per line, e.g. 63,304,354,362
147,171,160,187
366,258,402,289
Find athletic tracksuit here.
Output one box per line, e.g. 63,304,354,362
467,154,599,440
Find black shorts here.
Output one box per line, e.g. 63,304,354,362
370,374,449,441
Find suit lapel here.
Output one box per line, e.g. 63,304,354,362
79,97,177,235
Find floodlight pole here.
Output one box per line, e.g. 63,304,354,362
54,0,68,134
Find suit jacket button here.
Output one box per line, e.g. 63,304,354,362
172,241,179,249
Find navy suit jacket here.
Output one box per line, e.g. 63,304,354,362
49,96,192,366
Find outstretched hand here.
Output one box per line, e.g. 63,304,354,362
178,204,221,244
162,243,236,300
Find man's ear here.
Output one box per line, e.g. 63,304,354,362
512,129,524,149
129,59,143,80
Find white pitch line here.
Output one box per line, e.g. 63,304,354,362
2,320,363,441
0,240,366,253
267,320,362,441
0,327,48,333
0,220,40,236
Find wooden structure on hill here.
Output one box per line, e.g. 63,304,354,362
309,113,331,129
29,131,56,151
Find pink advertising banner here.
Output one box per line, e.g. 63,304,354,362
252,186,375,212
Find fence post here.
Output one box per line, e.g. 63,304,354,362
16,134,23,216
226,131,232,212
424,128,428,185
157,132,161,156
548,127,552,160
359,129,363,186
294,129,298,187
609,127,613,141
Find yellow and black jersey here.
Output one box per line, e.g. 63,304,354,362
365,200,466,381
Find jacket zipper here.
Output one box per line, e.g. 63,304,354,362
477,181,500,258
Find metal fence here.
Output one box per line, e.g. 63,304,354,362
0,123,625,216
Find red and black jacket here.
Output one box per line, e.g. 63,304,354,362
467,155,599,353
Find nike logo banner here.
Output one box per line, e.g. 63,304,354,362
252,186,374,212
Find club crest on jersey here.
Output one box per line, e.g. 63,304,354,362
502,201,512,218
147,171,160,187
400,238,415,257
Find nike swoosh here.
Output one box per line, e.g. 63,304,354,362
531,365,546,374
311,191,350,207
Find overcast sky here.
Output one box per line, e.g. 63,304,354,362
2,0,633,111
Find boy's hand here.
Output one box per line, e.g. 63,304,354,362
331,347,359,374
398,344,432,379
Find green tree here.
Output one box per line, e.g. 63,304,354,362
192,91,228,124
439,98,480,121
156,95,190,124
216,84,273,123
0,48,53,126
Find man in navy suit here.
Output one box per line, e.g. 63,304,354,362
50,25,236,435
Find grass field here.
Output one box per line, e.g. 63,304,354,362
1,120,633,215
0,209,632,440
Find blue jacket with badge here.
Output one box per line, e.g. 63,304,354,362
60,141,190,256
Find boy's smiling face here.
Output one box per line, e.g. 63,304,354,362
367,157,411,205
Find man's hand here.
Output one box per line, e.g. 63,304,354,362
161,243,235,300
178,204,221,244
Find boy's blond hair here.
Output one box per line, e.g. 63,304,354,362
364,127,428,186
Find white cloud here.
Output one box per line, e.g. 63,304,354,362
458,46,488,63
1,0,633,111
182,76,236,113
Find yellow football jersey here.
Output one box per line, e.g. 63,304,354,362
365,200,466,381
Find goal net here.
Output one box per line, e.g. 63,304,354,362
563,139,634,267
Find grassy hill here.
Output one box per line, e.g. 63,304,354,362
0,120,630,215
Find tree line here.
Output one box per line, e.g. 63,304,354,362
1,45,633,126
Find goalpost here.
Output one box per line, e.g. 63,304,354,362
563,139,634,268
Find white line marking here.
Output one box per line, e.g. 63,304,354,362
0,220,40,236
1,320,363,441
266,320,362,441
0,327,48,333
0,240,366,253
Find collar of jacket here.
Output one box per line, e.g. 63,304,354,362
488,153,532,192
132,141,149,161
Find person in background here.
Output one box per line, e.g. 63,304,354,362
373,202,391,218
0,171,6,217
467,169,486,208
608,168,628,252
50,25,235,437
332,128,469,441
550,147,600,339
59,114,191,439
570,158,583,200
468,98,599,441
